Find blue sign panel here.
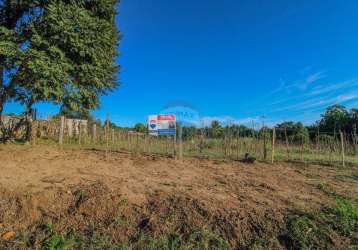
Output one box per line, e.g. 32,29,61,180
158,129,176,135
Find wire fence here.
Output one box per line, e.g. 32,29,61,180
19,116,357,167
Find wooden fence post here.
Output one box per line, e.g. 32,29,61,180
92,124,97,144
112,128,115,145
317,126,320,151
199,129,204,154
78,123,82,145
178,124,183,160
31,121,37,145
106,114,110,159
340,131,345,167
236,133,240,161
148,134,152,155
284,127,290,161
300,134,304,162
173,133,177,159
271,127,276,164
263,127,267,160
59,116,65,146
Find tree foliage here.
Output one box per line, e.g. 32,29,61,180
319,104,350,134
276,121,309,143
134,123,147,133
178,105,357,143
0,0,120,139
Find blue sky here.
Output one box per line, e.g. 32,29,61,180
5,0,358,127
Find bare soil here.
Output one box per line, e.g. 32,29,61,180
0,145,357,249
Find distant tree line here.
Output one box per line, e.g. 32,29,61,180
131,104,357,144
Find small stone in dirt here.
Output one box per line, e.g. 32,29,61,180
1,231,16,240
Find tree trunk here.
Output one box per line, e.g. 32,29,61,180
0,57,4,115
24,98,35,142
0,58,5,142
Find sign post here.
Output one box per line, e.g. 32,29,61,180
148,114,177,157
178,124,183,160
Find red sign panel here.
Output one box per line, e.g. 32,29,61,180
157,115,176,121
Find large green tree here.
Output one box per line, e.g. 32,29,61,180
276,121,309,143
0,0,120,139
210,120,223,138
349,108,358,128
319,104,349,135
134,123,147,133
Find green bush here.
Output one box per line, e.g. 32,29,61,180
330,197,358,236
287,197,358,249
288,216,328,250
41,233,75,250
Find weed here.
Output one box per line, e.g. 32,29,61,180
134,231,183,250
287,215,329,250
351,172,358,181
166,208,177,222
187,228,229,250
118,197,129,207
130,228,228,250
317,182,334,196
88,233,113,249
317,182,358,237
113,215,130,228
335,173,358,182
41,233,75,250
73,189,87,209
286,197,358,249
249,237,279,250
328,197,358,236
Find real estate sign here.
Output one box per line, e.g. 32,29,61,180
148,114,176,136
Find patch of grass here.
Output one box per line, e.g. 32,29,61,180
113,215,131,228
328,197,358,236
73,189,88,209
351,172,358,181
118,197,129,207
33,224,228,250
166,208,177,222
187,228,229,250
335,173,358,183
317,182,336,196
134,232,183,250
249,237,279,250
132,228,229,250
286,197,358,249
41,225,76,250
112,198,132,228
41,233,76,250
287,215,330,250
316,182,358,236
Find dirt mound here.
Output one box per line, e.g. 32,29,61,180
142,192,285,248
0,145,357,249
0,182,287,249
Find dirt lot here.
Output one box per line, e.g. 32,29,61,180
0,145,357,249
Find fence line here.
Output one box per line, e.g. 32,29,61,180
3,116,357,166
